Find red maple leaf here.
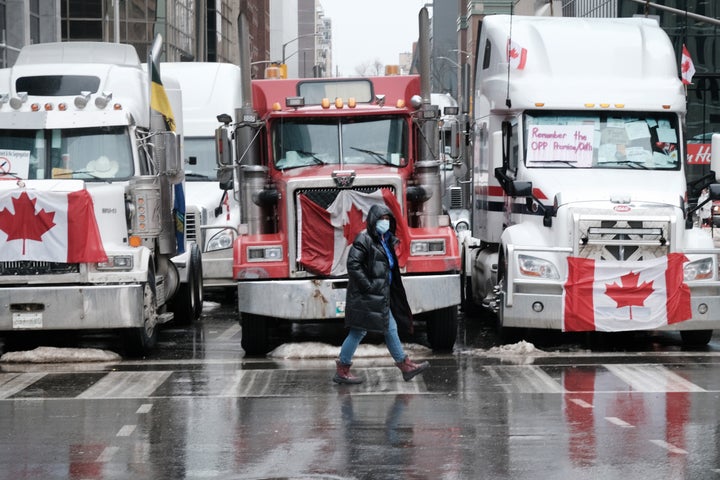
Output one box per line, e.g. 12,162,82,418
682,60,691,74
0,191,56,254
342,204,365,246
605,271,654,320
509,47,520,60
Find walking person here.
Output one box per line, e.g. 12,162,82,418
333,204,429,384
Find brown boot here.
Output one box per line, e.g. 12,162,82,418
395,356,429,381
333,359,363,384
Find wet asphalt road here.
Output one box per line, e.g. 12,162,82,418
2,293,720,479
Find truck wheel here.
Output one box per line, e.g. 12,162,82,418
425,306,457,352
241,313,271,356
124,272,159,357
680,330,713,346
170,244,202,326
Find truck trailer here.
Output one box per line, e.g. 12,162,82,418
464,15,720,345
161,62,243,294
218,8,461,355
0,40,202,355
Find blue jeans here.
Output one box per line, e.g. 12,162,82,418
339,310,406,364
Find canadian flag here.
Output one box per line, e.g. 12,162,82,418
0,189,107,263
507,38,527,70
297,189,409,276
681,44,695,85
563,253,691,332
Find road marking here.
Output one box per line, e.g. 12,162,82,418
605,416,634,428
76,371,172,399
0,373,46,399
96,446,119,462
216,323,242,341
116,424,136,437
136,403,153,414
486,365,565,393
649,439,688,454
568,398,593,408
604,364,706,392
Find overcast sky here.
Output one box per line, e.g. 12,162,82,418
320,0,429,76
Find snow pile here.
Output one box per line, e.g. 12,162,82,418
486,340,540,355
0,346,121,363
268,342,432,359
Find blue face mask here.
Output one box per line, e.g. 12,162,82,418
376,219,390,235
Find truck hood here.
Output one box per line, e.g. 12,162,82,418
525,169,686,208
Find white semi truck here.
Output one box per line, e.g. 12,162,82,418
160,62,243,292
0,39,202,354
465,15,720,345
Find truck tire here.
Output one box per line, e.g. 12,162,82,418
680,330,713,346
241,313,271,356
170,244,202,326
424,306,457,352
124,271,159,357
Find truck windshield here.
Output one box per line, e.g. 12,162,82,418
184,137,217,181
0,126,133,180
272,116,408,170
524,111,680,170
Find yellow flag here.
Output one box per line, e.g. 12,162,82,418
150,61,176,132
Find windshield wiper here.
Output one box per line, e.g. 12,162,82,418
530,160,577,168
295,150,326,165
349,146,393,166
598,160,648,170
52,169,111,182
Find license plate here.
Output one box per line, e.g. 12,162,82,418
12,312,43,329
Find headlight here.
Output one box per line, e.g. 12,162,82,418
247,246,283,262
410,239,446,255
517,254,559,279
207,229,234,252
96,255,134,271
684,257,714,281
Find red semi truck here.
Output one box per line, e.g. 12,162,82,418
217,8,461,355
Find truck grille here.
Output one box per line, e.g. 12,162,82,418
449,186,463,209
577,218,670,261
0,261,79,275
294,185,396,273
185,207,199,243
297,185,395,209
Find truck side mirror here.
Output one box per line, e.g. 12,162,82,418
215,127,233,167
449,120,460,160
162,131,181,180
712,134,720,181
510,180,532,197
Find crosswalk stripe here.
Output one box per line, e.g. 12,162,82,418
604,364,706,392
0,373,46,399
486,365,565,393
76,371,172,399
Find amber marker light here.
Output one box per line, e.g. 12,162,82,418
335,97,344,109
615,104,625,108
129,236,142,247
348,97,356,108
534,102,545,107
31,103,40,111
396,99,406,108
58,103,67,111
272,102,282,111
584,103,595,108
321,98,331,109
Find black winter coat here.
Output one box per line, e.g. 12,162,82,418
344,204,413,334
